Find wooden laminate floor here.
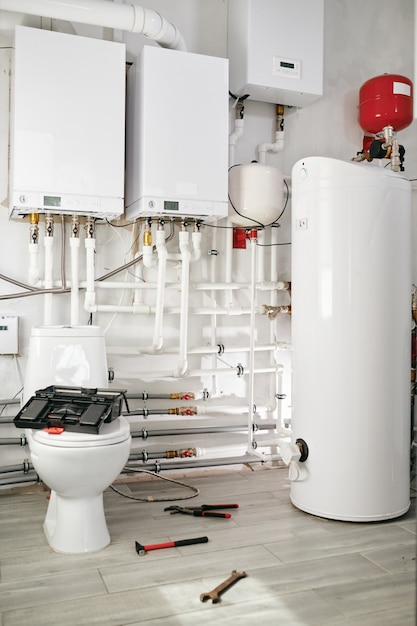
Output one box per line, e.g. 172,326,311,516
0,465,416,625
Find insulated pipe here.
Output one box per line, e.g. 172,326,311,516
113,364,279,380
0,0,187,50
43,215,54,325
123,453,281,473
28,215,40,287
28,242,39,287
0,475,39,486
0,462,34,473
177,229,191,377
247,230,258,451
257,229,265,282
130,423,277,439
94,279,285,291
70,216,80,326
151,227,167,352
84,218,96,310
209,225,219,396
107,343,277,356
224,219,234,307
0,439,24,445
229,118,244,166
257,131,285,164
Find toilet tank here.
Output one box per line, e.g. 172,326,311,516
23,326,108,402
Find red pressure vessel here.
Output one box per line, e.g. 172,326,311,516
359,74,413,134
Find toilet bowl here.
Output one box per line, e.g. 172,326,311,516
27,417,131,553
23,326,131,554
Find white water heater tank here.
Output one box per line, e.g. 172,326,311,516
290,156,411,521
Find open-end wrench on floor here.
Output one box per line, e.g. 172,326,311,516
200,570,247,604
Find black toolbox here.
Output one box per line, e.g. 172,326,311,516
14,385,126,435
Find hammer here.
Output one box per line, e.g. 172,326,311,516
135,536,208,556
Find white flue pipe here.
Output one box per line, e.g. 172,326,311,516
0,0,187,50
70,236,80,325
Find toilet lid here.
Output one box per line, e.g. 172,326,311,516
29,416,131,448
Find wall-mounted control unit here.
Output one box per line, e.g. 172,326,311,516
10,26,125,219
228,0,324,107
0,315,18,354
125,45,229,221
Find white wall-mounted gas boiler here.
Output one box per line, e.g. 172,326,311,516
9,26,125,219
290,156,411,522
125,45,229,221
228,0,324,106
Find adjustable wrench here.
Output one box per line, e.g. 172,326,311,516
200,570,247,603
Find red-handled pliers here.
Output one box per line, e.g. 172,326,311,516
164,503,239,519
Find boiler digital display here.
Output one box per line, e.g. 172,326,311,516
43,195,61,207
280,61,295,69
164,200,179,211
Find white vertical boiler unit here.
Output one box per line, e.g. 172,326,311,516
290,157,411,521
125,45,228,221
10,26,125,219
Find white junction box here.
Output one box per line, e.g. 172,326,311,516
125,45,229,221
10,26,125,219
228,0,324,107
0,315,18,354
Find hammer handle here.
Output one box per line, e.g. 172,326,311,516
138,536,208,553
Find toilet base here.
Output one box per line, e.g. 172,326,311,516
44,491,111,554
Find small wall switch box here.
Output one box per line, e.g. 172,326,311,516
0,315,19,354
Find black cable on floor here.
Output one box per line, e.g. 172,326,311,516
109,467,200,502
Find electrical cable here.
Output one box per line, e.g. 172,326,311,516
109,467,200,502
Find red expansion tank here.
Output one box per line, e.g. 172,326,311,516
359,74,413,134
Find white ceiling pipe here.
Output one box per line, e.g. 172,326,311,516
0,0,187,50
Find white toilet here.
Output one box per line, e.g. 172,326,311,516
23,325,131,554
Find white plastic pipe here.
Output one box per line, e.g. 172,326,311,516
229,118,244,166
191,230,202,261
247,233,257,450
0,0,187,50
257,130,285,164
84,237,96,309
113,364,279,380
151,228,167,351
224,218,234,307
94,279,282,291
177,230,191,377
28,242,40,287
43,236,54,325
107,342,278,355
84,302,265,315
70,235,80,326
